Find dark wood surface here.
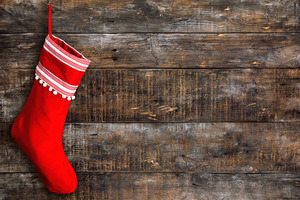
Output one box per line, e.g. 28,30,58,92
0,0,299,199
1,173,299,200
1,69,299,123
1,33,299,69
1,122,299,173
0,0,299,33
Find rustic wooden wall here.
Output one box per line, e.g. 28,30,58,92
0,0,299,199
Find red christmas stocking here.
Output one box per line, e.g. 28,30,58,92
11,4,91,194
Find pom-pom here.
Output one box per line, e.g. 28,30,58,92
62,95,66,99
35,75,39,80
43,83,47,87
67,97,71,101
48,87,53,91
72,96,76,100
53,91,58,95
39,79,43,84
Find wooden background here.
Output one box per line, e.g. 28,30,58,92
0,0,299,199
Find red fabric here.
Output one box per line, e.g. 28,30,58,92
11,4,91,194
11,81,75,193
38,35,88,85
48,4,52,36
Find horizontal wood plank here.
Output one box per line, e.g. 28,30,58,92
0,0,299,33
1,122,299,173
1,33,299,69
1,173,299,199
1,69,299,123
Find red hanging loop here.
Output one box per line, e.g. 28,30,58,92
48,4,52,36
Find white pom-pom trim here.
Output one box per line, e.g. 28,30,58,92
35,75,76,100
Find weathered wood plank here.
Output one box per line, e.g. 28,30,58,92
0,0,299,33
0,173,299,199
1,69,299,123
1,122,299,173
1,33,299,69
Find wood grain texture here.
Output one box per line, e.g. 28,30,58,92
1,69,299,123
1,0,300,198
1,173,299,200
0,0,299,33
1,122,299,173
1,33,299,69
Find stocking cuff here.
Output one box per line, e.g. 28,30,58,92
36,34,91,100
